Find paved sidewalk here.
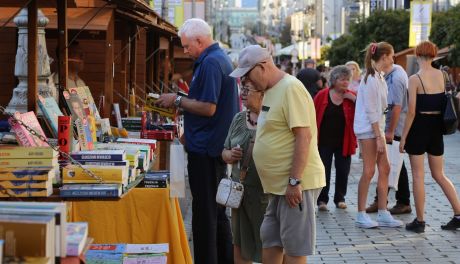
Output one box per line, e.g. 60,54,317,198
182,133,460,263
310,132,460,264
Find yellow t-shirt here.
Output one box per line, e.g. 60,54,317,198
253,75,325,195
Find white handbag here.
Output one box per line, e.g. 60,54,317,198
216,138,254,208
216,176,244,208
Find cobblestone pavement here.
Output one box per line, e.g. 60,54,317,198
182,133,460,263
310,133,460,264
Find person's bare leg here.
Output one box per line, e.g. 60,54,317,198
409,154,426,221
376,149,390,210
262,247,283,264
428,155,460,215
283,255,307,264
357,139,378,211
234,245,252,264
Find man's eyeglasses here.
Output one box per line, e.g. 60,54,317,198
241,86,259,94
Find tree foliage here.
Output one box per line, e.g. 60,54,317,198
327,9,410,66
279,16,292,47
430,5,460,66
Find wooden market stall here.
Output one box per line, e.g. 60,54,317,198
0,1,192,263
0,0,179,118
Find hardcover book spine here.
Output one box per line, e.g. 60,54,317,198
0,147,56,159
0,159,55,167
78,161,128,166
58,116,72,159
60,189,119,197
70,154,124,161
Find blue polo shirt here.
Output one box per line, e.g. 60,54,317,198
184,43,239,157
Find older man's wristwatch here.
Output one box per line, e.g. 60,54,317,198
288,177,301,186
174,95,183,107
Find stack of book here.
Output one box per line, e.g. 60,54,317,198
61,150,129,198
66,222,89,257
140,111,174,141
121,117,142,132
0,146,58,197
0,202,68,263
139,171,169,189
86,243,168,264
95,142,151,173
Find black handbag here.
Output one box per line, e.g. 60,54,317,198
442,71,459,135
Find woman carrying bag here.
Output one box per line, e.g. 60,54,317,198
399,41,460,233
222,80,268,263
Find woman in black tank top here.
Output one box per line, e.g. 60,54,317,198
400,41,460,233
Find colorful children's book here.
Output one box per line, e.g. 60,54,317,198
38,95,64,137
68,87,91,116
81,86,101,119
63,90,87,125
9,112,48,147
75,118,94,151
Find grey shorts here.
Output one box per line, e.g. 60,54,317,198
260,188,322,256
356,131,377,140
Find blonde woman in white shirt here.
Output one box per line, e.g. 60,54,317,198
345,61,362,93
354,42,403,229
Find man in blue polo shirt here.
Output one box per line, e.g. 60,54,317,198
157,18,238,264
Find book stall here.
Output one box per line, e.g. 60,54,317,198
0,1,192,263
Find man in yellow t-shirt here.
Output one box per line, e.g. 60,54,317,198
230,45,325,264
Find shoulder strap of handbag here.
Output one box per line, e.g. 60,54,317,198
239,137,255,182
442,70,452,93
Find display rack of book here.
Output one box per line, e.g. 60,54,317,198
0,201,170,263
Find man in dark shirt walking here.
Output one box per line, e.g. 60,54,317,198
296,59,322,98
157,18,238,264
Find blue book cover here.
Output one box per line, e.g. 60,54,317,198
60,184,121,197
60,189,120,198
38,95,63,137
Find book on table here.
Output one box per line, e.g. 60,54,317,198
8,111,48,147
65,222,88,256
0,146,58,159
62,165,128,186
60,184,122,198
0,202,67,257
0,214,55,261
38,95,64,138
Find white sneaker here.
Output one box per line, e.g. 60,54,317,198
376,210,403,227
356,212,378,228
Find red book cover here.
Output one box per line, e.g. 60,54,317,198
58,116,72,159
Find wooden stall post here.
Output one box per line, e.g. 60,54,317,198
103,11,114,118
27,0,38,113
57,0,67,109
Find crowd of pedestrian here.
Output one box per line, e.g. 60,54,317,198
157,18,460,264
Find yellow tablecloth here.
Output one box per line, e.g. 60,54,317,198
69,188,192,264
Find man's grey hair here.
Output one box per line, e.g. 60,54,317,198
178,18,212,39
329,65,352,87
